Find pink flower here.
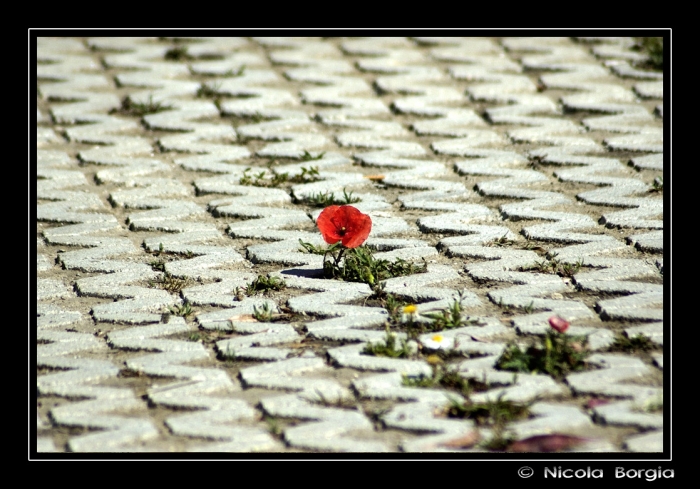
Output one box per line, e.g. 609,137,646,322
548,315,570,334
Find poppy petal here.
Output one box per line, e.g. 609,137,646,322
317,205,343,244
340,209,371,248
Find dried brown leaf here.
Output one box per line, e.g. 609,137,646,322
507,434,588,453
228,314,256,322
440,430,482,449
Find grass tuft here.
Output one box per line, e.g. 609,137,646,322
608,331,656,353
363,333,415,358
149,272,191,294
649,176,663,193
164,46,192,61
196,82,221,99
169,301,193,317
298,242,427,287
242,275,286,296
239,166,321,188
222,65,246,77
302,188,361,207
420,292,481,332
403,366,489,397
496,331,588,379
521,252,583,278
634,37,663,70
445,394,530,450
253,302,275,322
112,95,173,117
486,233,516,247
301,150,325,161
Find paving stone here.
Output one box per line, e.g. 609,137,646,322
609,61,664,79
583,112,658,135
593,400,663,430
596,290,663,321
37,306,83,330
634,81,663,99
165,399,258,438
354,371,461,404
624,430,664,452
216,323,300,361
509,402,594,439
260,394,390,452
35,36,664,454
328,343,432,376
38,344,158,452
625,322,663,346
586,328,617,351
629,153,663,171
107,319,201,352
67,418,159,452
627,230,663,252
604,131,664,153
432,132,509,155
457,360,568,403
287,289,379,320
244,359,351,405
184,280,262,308
197,306,275,330
591,44,646,62
127,349,216,381
385,402,479,453
38,330,107,357
37,278,74,301
37,127,63,146
567,354,658,402
36,437,56,453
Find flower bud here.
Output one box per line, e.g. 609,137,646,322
548,315,569,333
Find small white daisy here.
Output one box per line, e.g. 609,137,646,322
421,333,453,350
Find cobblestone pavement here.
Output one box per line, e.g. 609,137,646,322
35,36,665,454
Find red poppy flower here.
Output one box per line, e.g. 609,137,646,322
548,315,570,334
316,205,372,248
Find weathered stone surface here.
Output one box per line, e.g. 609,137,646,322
34,36,665,455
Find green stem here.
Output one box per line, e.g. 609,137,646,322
544,333,553,373
335,247,346,273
